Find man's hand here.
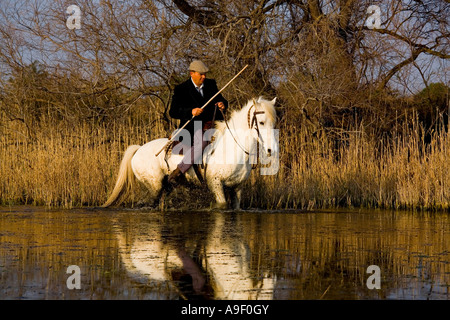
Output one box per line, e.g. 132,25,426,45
215,102,225,111
192,108,203,117
192,102,224,117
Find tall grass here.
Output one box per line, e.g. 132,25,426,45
0,114,156,207
243,114,450,211
1,111,449,210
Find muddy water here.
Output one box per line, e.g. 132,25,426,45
0,206,448,300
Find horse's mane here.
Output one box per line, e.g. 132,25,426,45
214,97,276,136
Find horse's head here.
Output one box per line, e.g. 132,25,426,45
211,96,279,175
249,97,278,158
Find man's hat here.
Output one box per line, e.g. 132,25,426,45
189,60,209,73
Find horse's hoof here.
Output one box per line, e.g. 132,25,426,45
211,202,228,210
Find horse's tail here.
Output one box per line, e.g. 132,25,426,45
102,145,141,208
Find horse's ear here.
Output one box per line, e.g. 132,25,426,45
271,97,277,104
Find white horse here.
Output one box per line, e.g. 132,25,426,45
102,97,278,210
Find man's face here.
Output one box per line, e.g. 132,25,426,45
190,71,206,86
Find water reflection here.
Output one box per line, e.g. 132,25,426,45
0,207,449,300
113,210,450,300
114,211,275,299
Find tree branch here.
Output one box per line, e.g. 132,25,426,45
307,0,323,21
365,27,450,59
377,47,429,90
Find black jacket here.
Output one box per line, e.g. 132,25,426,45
169,78,228,140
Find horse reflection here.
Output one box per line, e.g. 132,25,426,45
114,212,275,299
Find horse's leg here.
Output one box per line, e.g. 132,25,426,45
208,178,228,209
156,176,175,211
230,188,242,210
153,182,165,210
135,178,163,209
133,158,166,209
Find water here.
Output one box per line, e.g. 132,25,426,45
0,206,448,300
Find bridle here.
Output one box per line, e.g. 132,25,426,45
221,102,267,156
248,103,267,149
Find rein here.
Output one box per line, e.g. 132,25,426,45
220,103,266,158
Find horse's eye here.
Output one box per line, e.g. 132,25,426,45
259,121,265,126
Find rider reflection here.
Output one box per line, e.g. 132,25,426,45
160,213,213,299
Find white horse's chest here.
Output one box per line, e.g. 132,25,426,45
203,133,253,185
212,163,251,186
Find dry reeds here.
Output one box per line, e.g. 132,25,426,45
0,114,152,207
1,111,449,210
243,114,450,211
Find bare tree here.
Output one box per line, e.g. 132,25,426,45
0,0,448,133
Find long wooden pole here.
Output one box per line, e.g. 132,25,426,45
155,64,249,157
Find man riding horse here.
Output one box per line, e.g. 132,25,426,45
167,60,228,188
